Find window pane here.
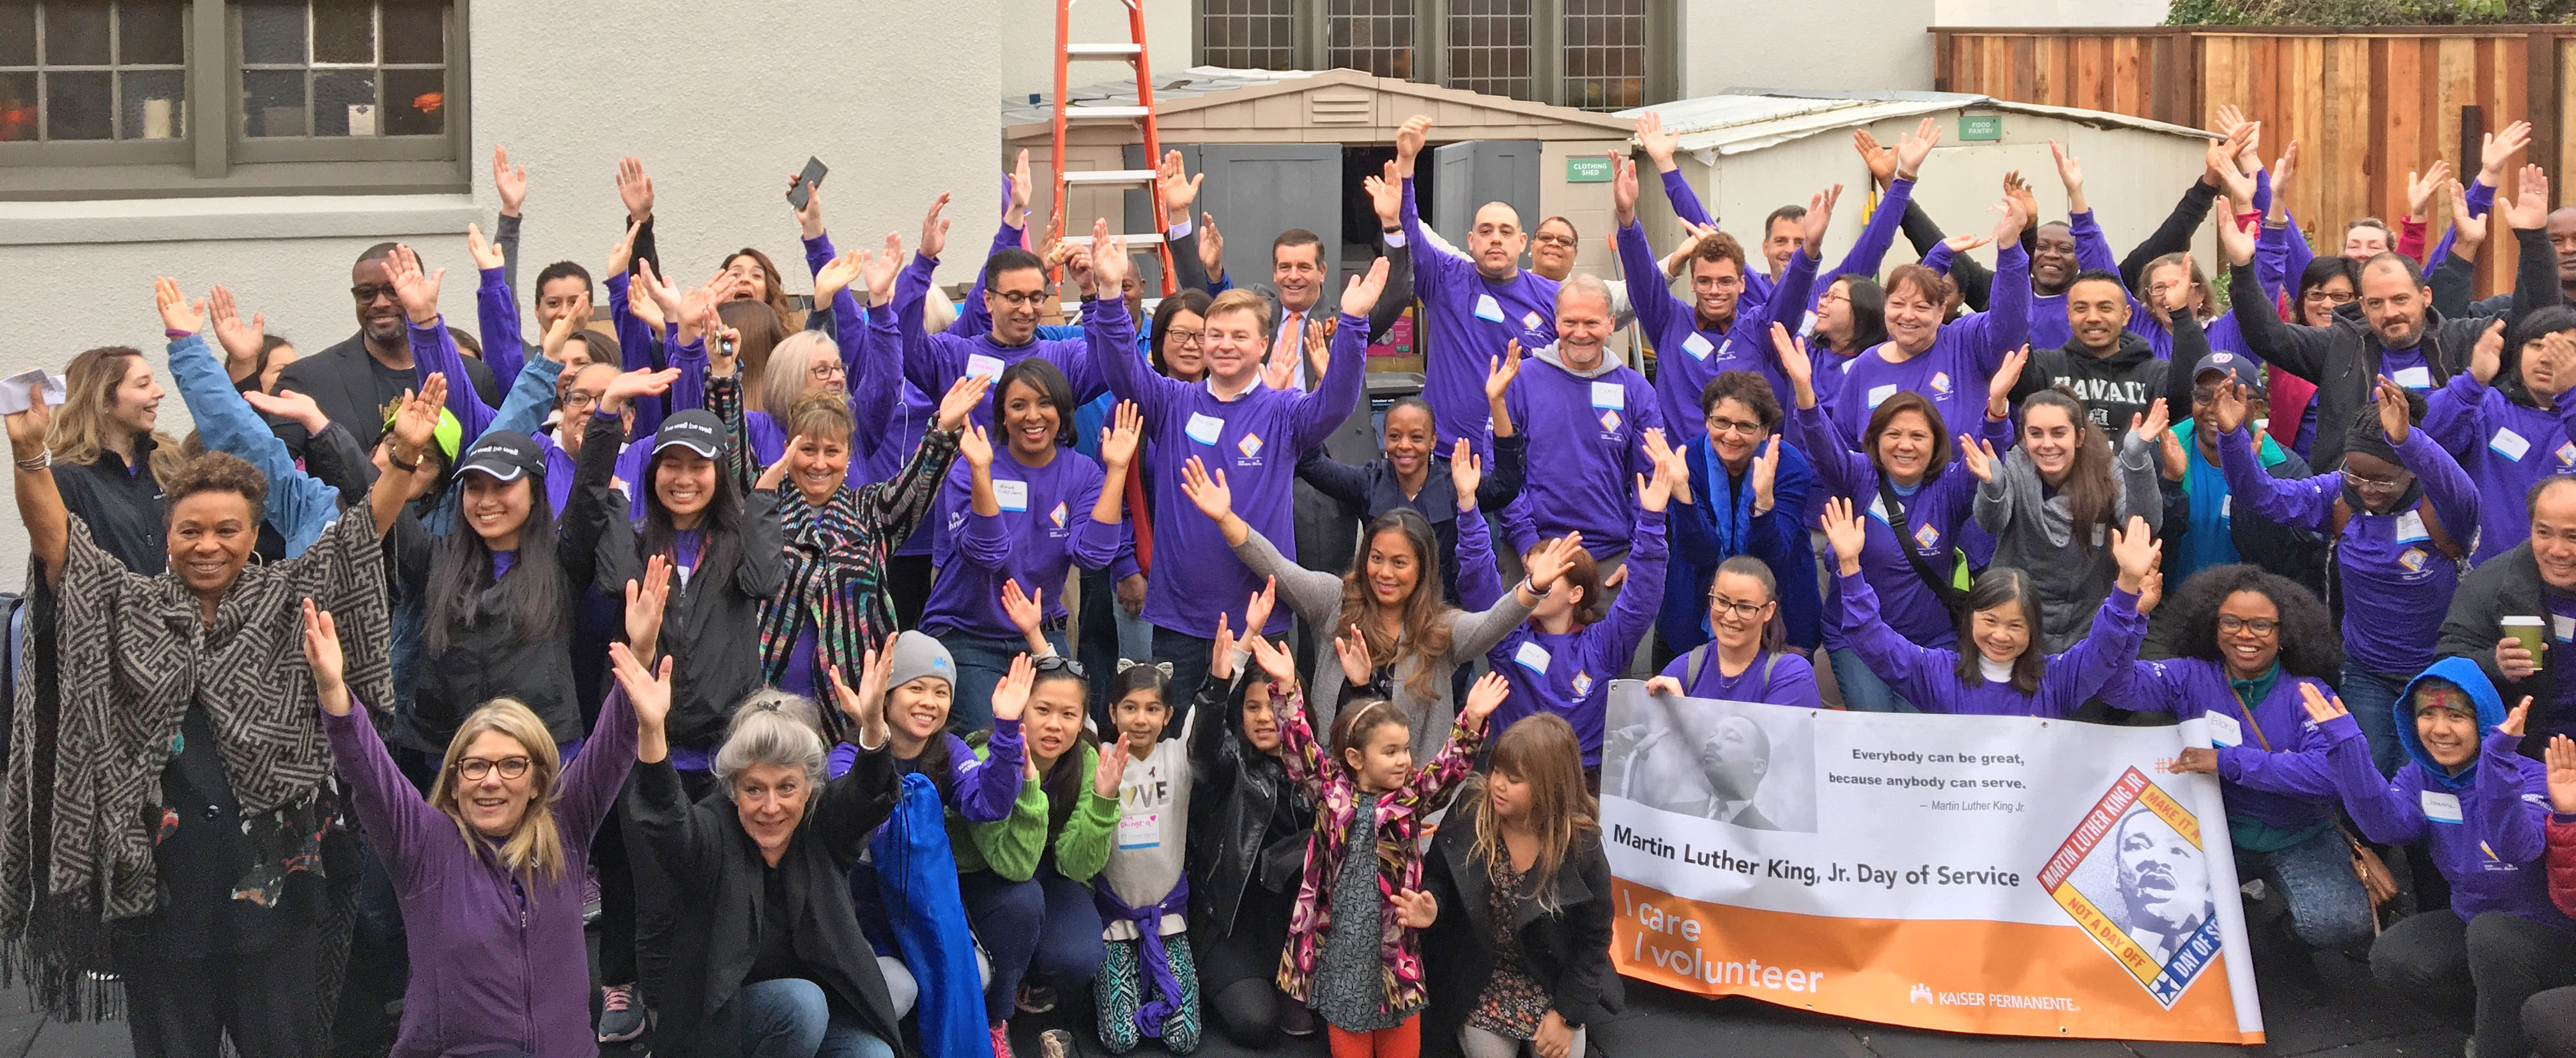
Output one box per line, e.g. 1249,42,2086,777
240,0,307,64
0,72,34,141
1561,0,1643,111
312,66,372,135
121,68,182,137
381,65,439,134
120,0,187,65
381,0,441,64
45,70,111,139
311,0,372,63
242,67,305,135
0,3,36,66
45,2,112,65
1202,0,1292,70
1329,0,1414,80
1445,0,1529,100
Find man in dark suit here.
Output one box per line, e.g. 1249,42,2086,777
1691,716,1781,830
270,242,496,456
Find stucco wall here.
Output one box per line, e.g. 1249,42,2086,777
1933,0,2171,25
1687,0,1936,95
997,0,1195,105
0,0,1003,583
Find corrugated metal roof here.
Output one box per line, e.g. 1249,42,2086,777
1613,89,2214,157
1000,66,1314,126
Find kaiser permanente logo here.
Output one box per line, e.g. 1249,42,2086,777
2040,767,2222,1009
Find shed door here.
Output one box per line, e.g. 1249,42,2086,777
1127,143,1341,296
1430,140,1541,246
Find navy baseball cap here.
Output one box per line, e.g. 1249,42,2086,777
452,430,546,482
653,410,725,459
2191,351,2261,393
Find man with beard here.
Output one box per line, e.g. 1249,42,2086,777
270,243,498,456
2113,809,2215,967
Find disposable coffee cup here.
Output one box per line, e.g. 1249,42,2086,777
2505,616,2547,670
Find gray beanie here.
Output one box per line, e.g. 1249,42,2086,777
886,631,955,693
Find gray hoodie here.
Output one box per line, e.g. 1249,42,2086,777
1974,432,2162,653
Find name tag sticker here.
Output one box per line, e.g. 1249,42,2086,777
2556,614,2575,642
2221,495,2232,519
1867,384,1897,409
1184,413,1225,445
965,353,1006,381
1591,381,1625,409
1681,333,1715,361
1514,641,1551,675
2392,510,2430,543
2206,711,2242,748
1474,294,1506,323
992,479,1029,512
1867,495,1894,525
1117,810,1160,850
2423,790,2465,825
2492,427,2533,462
2393,365,2434,390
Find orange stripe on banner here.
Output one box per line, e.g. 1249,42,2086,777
1611,880,2262,1045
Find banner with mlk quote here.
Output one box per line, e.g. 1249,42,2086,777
1597,681,2265,1044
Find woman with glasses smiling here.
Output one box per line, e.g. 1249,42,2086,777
1639,555,1821,710
1657,371,1821,669
2207,374,2473,776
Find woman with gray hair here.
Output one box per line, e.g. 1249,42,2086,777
626,640,909,1057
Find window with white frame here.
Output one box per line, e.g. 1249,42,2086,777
0,0,466,199
1195,0,1669,111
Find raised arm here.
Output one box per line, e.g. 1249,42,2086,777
466,223,526,389
2221,213,2333,385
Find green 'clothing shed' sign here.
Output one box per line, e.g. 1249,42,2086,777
1567,156,1614,182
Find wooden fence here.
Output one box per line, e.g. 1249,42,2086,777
1934,26,2576,295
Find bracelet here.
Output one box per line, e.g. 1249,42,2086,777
387,449,420,473
1518,578,1551,597
14,451,50,472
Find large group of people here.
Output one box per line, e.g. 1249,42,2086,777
15,101,2576,1058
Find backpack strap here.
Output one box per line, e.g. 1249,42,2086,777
1685,644,1712,689
1760,652,1783,696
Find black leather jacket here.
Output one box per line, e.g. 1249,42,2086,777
1185,669,1314,936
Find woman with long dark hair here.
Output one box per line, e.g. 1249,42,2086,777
1804,274,1888,420
1637,555,1821,709
1967,386,2165,652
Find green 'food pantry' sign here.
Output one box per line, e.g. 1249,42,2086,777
1567,156,1615,182
1960,114,2003,141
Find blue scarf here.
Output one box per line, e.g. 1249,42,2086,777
1094,875,1192,1038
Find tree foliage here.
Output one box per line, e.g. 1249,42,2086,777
2167,0,2576,24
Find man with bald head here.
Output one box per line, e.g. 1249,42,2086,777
2232,165,2564,472
1394,114,1563,456
1500,274,1662,576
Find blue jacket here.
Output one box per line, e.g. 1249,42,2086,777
2324,656,2570,929
1661,435,1818,654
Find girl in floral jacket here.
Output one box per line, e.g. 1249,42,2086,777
1248,634,1509,1057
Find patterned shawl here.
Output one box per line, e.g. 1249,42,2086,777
3,510,391,1011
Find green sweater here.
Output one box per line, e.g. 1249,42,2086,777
950,740,1119,883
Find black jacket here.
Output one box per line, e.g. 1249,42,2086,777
604,486,784,749
50,440,166,575
2017,330,2165,434
270,331,498,456
625,747,907,1058
1185,668,1314,938
2437,540,2561,751
393,413,631,749
2234,226,2562,473
1296,433,1526,603
1422,796,1621,1056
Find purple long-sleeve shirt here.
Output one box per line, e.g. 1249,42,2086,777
2219,424,2471,675
2421,369,2576,565
896,253,1106,423
1461,513,1667,767
919,449,1125,640
2026,210,2129,351
2101,659,2339,832
2322,714,2568,929
1100,297,1366,637
1837,570,2146,717
1653,648,1823,708
471,266,527,392
828,717,1026,824
1402,176,1561,455
1793,402,2001,652
325,688,636,1058
1617,218,1813,439
1834,244,2032,444
1501,351,1663,560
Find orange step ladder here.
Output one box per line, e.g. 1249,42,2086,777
1047,0,1179,296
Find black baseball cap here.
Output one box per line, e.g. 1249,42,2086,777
2191,351,2262,394
654,410,725,459
452,430,546,482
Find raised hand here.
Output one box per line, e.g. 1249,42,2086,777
2472,316,2507,385
302,599,350,716
1820,496,1866,574
1749,435,1781,512
2448,179,2488,256
862,233,905,305
2508,164,2553,230
935,371,992,433
2108,514,2163,593
1851,127,1896,188
1199,212,1227,277
2405,159,2453,222
919,191,953,261
2377,376,2414,445
1637,451,1679,514
207,284,266,365
385,244,444,326
1179,456,1234,522
1338,256,1393,321
827,634,896,745
1987,344,2028,416
814,249,864,305
601,365,682,413
241,388,327,435
1959,435,2001,483
491,145,527,215
623,554,673,659
1209,612,1237,683
1001,578,1045,641
1087,218,1133,293
1772,323,1815,408
2207,376,2251,434
1524,533,1585,594
634,258,684,321
1797,184,1843,255
956,424,994,470
2298,681,2349,724
2158,427,2188,483
1611,153,1640,226
2504,696,2535,738
615,155,655,223
2547,735,2576,813
1335,624,1374,687
1450,438,1483,509
1636,111,1680,172
1099,401,1142,469
2271,141,2300,206
1461,671,1511,732
153,276,203,334
2004,171,2040,233
1988,192,2029,246
390,374,447,461
1156,149,1204,217
2212,195,2256,267
466,221,505,271
1248,629,1300,688
610,641,673,736
1392,887,1439,930
1487,339,1524,404
1893,116,1939,181
2206,134,2257,204
2482,119,2534,183
2049,139,2086,210
790,170,825,239
1941,233,1993,257
1395,114,1432,175
1007,149,1034,228
1094,737,1131,798
2127,398,2171,450
990,652,1035,723
1243,576,1277,638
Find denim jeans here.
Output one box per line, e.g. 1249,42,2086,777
733,977,895,1058
961,865,1108,1025
2234,827,2375,951
940,629,1070,735
1152,627,1217,714
2338,663,2409,778
1828,647,1918,712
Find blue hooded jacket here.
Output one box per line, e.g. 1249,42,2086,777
2322,656,2571,928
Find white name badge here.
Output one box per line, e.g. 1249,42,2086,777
1867,494,1894,525
2392,510,2430,543
992,478,1029,512
2206,710,2243,748
1514,641,1551,675
965,353,1006,382
1867,383,1897,409
2221,495,2232,520
2492,427,2533,462
1682,333,1715,361
2393,365,2434,390
1474,294,1506,323
2422,790,2465,825
2557,614,2575,642
1117,809,1160,850
1592,381,1625,409
1184,412,1225,446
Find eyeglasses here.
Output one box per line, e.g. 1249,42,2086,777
1705,415,1765,437
561,390,601,410
351,284,397,304
456,756,533,781
2345,469,2411,490
992,290,1050,308
2216,616,2279,635
1033,654,1087,678
808,360,847,381
1533,233,1579,248
2304,289,2358,305
1707,595,1770,619
1165,328,1204,348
